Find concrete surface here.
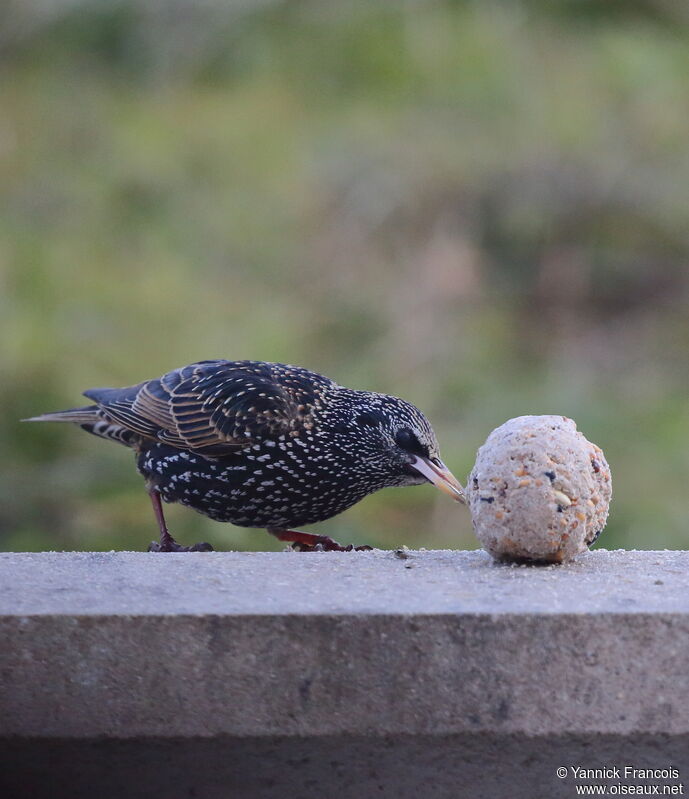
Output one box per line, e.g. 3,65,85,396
1,549,688,798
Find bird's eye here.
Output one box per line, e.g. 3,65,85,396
395,428,425,455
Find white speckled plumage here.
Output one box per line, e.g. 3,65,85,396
26,360,463,550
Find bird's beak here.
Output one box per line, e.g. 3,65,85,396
409,456,466,504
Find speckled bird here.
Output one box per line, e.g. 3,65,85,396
25,360,464,552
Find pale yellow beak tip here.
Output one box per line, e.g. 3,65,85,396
410,456,466,505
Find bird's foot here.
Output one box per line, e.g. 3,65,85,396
146,489,214,552
268,527,371,552
291,539,373,552
147,539,214,552
292,536,373,552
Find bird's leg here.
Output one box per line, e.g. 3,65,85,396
267,528,372,552
146,488,214,553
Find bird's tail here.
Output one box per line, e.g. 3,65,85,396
23,406,139,447
22,405,100,424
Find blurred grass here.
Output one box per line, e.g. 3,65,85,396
1,0,688,552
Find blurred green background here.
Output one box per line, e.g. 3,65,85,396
2,0,688,553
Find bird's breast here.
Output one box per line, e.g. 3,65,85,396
136,437,384,528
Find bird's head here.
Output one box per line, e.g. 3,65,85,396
328,390,465,503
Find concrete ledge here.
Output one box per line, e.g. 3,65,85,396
1,549,688,797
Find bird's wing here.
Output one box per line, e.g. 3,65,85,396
84,360,330,455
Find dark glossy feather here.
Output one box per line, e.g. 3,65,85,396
25,359,450,537
78,360,335,456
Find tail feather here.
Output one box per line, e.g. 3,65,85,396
23,405,138,448
22,405,100,424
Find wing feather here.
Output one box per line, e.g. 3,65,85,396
82,360,332,456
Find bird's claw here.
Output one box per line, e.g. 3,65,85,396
147,540,214,552
290,537,372,553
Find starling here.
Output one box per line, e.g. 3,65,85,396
25,360,464,552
